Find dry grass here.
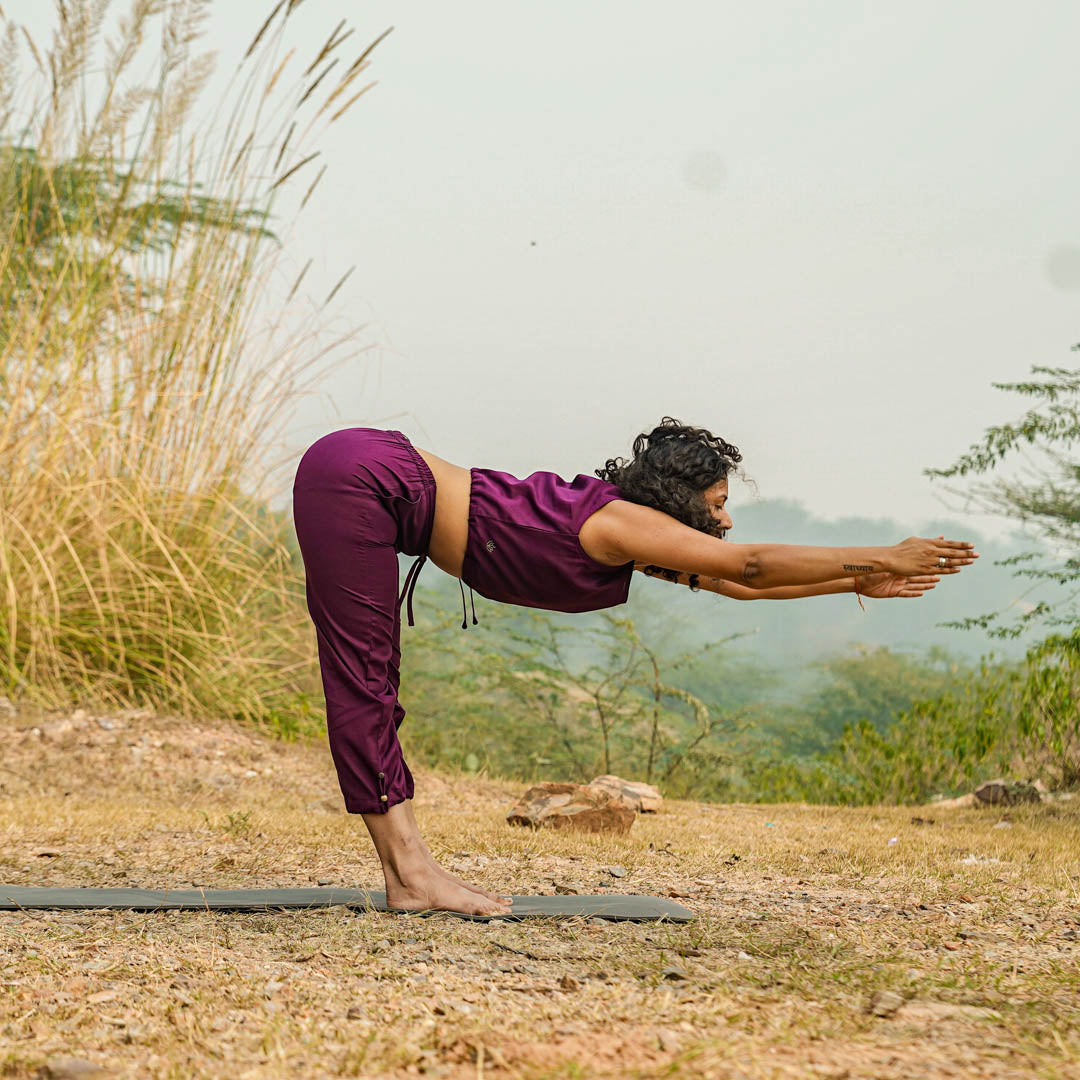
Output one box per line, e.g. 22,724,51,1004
2,704,1079,1079
0,1,378,723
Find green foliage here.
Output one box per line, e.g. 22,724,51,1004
927,356,1080,636
399,603,751,793
397,597,1078,806
0,143,272,303
793,645,964,754
1015,630,1080,787
753,631,1080,805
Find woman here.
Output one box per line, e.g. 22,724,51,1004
292,418,977,916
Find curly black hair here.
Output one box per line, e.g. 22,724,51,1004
596,417,742,537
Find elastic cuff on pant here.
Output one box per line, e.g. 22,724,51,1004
343,792,411,815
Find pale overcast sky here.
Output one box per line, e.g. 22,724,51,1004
22,1,1080,537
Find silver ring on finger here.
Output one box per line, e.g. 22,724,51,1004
937,556,948,568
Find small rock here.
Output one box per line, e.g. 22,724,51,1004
36,1059,107,1080
930,793,978,810
606,865,627,879
992,820,1013,830
587,917,608,926
656,1027,683,1053
661,966,688,981
559,974,580,991
346,1005,365,1020
317,878,333,886
974,778,1043,806
737,951,753,961
958,854,1001,866
40,718,75,741
867,989,904,1017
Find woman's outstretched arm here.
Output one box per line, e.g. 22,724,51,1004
634,563,942,601
583,500,978,588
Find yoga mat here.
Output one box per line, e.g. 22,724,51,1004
0,886,693,922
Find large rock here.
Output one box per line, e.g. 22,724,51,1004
974,778,1045,806
506,782,635,834
589,774,663,813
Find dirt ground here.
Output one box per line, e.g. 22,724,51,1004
1,704,1078,1079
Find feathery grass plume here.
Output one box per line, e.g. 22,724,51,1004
0,1,383,728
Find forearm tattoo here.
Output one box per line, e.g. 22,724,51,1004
843,564,874,572
643,565,702,591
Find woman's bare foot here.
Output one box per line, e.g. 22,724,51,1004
361,799,512,917
430,862,512,907
383,858,511,917
398,810,512,904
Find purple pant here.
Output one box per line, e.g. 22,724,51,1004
292,428,435,813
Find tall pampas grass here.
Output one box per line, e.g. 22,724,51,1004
0,0,387,729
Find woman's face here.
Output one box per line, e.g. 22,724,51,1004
703,478,732,537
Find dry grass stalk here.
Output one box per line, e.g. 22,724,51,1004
0,2,392,726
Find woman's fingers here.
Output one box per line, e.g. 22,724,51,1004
935,544,979,557
931,541,978,573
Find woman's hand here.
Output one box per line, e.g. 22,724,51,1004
887,536,978,577
855,571,940,599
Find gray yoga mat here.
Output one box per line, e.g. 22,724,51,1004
0,886,693,922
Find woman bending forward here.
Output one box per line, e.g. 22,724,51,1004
291,418,977,916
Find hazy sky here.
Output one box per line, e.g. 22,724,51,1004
22,2,1080,538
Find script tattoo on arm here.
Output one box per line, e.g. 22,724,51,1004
843,564,875,572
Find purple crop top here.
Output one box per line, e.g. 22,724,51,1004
459,468,634,614
396,466,635,628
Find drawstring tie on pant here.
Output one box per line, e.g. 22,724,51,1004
457,577,478,630
398,554,477,630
